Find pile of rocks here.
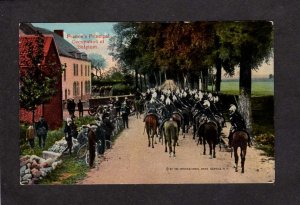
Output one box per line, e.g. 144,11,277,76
48,137,80,154
20,155,62,185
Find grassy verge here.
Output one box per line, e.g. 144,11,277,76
39,155,88,185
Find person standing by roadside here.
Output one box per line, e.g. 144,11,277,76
88,125,97,168
26,123,36,149
70,99,76,118
114,97,121,117
77,100,84,117
121,101,130,128
63,118,78,155
35,116,48,148
102,116,115,148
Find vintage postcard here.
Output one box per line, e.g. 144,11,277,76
19,22,274,184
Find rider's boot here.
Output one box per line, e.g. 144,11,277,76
248,134,252,147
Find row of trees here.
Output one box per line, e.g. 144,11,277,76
108,21,273,98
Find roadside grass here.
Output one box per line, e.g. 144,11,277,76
38,155,88,185
74,116,95,128
216,80,274,97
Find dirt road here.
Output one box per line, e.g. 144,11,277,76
78,116,274,184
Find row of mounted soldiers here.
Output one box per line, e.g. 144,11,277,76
136,87,251,147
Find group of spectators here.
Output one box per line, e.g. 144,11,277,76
25,96,133,169
25,116,49,149
67,99,84,118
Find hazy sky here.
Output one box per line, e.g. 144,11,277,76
33,23,274,78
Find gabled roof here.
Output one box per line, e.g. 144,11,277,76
19,35,58,67
19,23,89,62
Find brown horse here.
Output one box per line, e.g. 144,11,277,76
232,131,248,173
172,112,182,145
144,114,159,148
202,121,219,158
134,99,144,119
163,119,179,157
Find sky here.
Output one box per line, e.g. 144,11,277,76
33,23,274,78
33,22,117,70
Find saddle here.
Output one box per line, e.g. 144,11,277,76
143,113,160,122
232,127,248,135
199,115,218,128
172,111,184,120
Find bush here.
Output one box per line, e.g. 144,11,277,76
73,116,95,128
254,133,275,157
112,83,132,95
20,124,29,145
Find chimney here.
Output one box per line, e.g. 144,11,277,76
54,30,64,38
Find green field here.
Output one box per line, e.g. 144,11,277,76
218,78,274,96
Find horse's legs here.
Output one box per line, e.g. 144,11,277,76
147,129,151,147
154,128,157,144
165,138,168,152
173,140,176,157
193,124,196,139
151,132,154,148
203,139,206,155
241,147,246,173
169,141,172,157
213,143,216,158
209,142,213,158
234,147,239,172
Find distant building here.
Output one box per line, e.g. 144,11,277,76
20,23,92,102
19,34,63,129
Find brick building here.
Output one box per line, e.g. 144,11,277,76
20,23,92,102
19,34,63,129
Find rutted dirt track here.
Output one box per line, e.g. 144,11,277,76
78,116,274,184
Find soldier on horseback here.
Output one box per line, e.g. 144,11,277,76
228,104,251,148
201,100,222,143
158,96,175,135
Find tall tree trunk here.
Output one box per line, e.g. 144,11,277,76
202,69,208,91
32,109,35,125
154,71,158,86
135,68,138,89
215,57,222,92
144,74,147,89
239,53,252,138
239,61,252,96
140,74,143,91
159,71,162,85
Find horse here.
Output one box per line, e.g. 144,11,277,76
163,119,179,157
214,114,226,129
232,131,248,173
181,108,191,137
201,121,219,158
144,114,159,148
134,99,144,119
172,112,183,145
